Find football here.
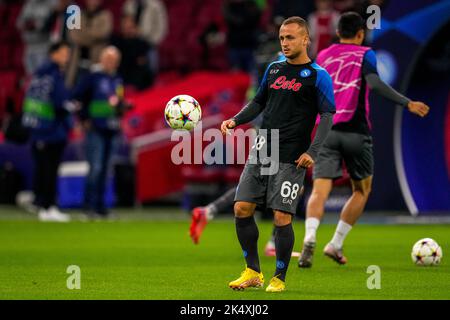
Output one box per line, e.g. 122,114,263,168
164,94,202,130
411,238,443,266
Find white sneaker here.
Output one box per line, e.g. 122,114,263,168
38,207,70,222
38,209,52,222
16,191,38,214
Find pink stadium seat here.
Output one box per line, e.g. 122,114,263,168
0,71,18,121
0,4,7,40
181,165,223,184
0,71,17,97
0,45,10,70
223,166,243,184
12,44,24,71
7,3,23,33
13,89,25,114
0,88,7,124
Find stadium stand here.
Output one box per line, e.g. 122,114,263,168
0,0,258,204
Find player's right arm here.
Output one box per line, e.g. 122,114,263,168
220,100,265,135
363,50,429,117
220,64,271,135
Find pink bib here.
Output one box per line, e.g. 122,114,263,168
316,44,371,126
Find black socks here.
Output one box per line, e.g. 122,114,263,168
274,223,295,281
235,217,295,281
235,216,260,273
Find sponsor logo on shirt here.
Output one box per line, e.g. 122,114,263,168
270,76,302,92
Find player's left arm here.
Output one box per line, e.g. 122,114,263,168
363,50,429,117
296,69,335,168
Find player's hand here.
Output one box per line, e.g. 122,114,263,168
220,119,236,135
295,153,314,169
407,101,429,117
109,95,120,107
63,100,81,113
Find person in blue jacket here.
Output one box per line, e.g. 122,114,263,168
73,46,130,219
22,41,77,222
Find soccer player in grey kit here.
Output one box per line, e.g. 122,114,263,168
298,12,430,268
221,16,335,292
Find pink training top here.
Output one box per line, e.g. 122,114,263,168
316,43,372,126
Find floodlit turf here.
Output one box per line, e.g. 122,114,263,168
0,211,449,300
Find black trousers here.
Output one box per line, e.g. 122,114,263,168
32,141,66,209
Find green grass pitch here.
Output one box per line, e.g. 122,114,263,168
0,209,449,300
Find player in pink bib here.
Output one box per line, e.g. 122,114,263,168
298,12,430,267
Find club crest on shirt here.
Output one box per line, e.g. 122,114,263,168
299,69,311,78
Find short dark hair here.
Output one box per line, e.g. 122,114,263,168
338,12,365,39
48,41,69,54
281,16,310,36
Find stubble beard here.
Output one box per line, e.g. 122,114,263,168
286,49,301,60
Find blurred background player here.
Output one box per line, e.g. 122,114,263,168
21,41,75,222
73,46,130,220
223,0,261,74
110,15,153,90
307,0,339,58
67,0,113,87
122,0,168,81
222,16,335,292
45,0,74,44
298,12,430,268
16,0,55,76
190,187,236,244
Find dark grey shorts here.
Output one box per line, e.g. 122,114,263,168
234,161,306,215
313,130,373,181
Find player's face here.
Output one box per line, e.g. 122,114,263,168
279,23,308,60
101,50,121,74
54,46,71,69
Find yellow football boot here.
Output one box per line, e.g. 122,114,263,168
265,276,285,292
229,267,264,290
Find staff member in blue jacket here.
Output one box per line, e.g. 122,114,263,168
22,41,76,222
73,46,130,219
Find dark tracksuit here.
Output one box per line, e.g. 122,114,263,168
73,70,124,215
22,61,73,209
